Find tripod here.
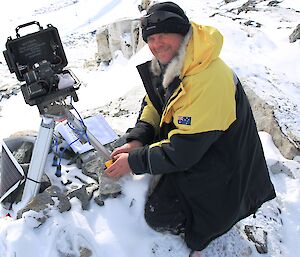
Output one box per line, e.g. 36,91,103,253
21,100,112,205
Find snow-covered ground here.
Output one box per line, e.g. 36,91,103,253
0,0,300,257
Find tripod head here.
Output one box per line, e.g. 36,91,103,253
3,21,80,114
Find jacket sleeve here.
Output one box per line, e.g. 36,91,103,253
126,95,160,145
128,130,223,175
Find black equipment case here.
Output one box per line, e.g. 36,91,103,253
3,21,79,108
3,21,67,81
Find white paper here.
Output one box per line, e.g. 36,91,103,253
56,114,118,154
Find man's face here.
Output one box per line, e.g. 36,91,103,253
147,33,184,64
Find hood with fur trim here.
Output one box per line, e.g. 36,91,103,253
150,22,224,89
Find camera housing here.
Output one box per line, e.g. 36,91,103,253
3,21,80,112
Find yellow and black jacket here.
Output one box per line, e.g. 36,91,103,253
127,22,276,250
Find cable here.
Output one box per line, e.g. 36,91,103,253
70,103,91,145
54,103,92,177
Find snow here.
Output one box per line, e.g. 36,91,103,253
0,0,300,257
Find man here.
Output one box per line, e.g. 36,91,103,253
106,2,276,256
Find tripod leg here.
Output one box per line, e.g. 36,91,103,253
21,117,55,205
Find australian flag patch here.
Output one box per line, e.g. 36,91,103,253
178,116,192,125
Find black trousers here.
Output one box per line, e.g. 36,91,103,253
144,175,186,235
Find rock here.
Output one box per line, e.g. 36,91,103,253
17,190,54,219
243,83,300,159
95,26,111,62
9,130,38,138
244,225,268,254
57,145,76,160
94,195,105,206
98,171,122,197
79,247,92,257
22,210,49,228
12,141,34,164
67,184,98,210
289,24,300,43
2,93,10,99
80,153,122,200
86,183,99,194
237,1,258,15
74,150,98,168
201,226,253,256
17,185,71,221
110,134,128,149
267,1,281,7
244,20,262,28
138,0,151,12
0,83,20,100
96,18,145,63
12,88,19,95
270,161,294,178
50,187,72,213
35,173,52,198
81,154,103,182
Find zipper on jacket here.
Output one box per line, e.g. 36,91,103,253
153,75,165,112
155,85,165,109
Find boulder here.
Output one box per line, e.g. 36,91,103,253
96,18,145,63
289,24,300,43
243,84,300,159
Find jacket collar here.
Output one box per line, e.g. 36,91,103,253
149,27,192,89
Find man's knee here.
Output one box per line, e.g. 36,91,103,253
144,199,161,230
144,197,186,234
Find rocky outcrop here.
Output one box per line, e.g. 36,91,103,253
96,18,145,63
243,84,300,159
95,0,155,64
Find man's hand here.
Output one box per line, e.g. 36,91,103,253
106,140,143,178
105,153,131,178
111,140,143,158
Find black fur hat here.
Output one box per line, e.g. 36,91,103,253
141,2,190,42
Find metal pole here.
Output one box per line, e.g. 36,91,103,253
21,117,55,204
